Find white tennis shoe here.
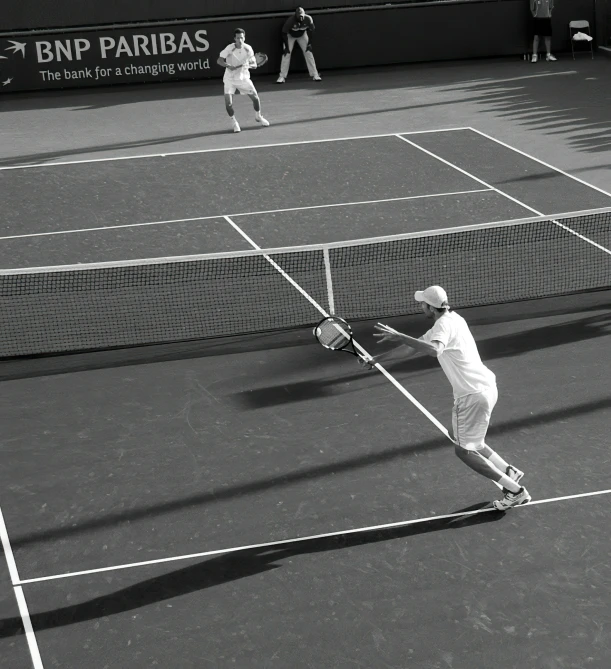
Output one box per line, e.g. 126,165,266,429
231,117,241,133
493,487,531,511
256,114,270,127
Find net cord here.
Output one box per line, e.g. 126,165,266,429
2,205,610,276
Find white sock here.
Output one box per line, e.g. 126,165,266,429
487,451,510,472
498,475,521,493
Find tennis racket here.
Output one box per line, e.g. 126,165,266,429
230,49,268,69
313,316,374,367
253,52,268,67
226,48,268,71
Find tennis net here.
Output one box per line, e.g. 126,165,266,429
1,208,610,357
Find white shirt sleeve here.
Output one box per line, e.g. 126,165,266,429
421,318,452,354
219,45,233,59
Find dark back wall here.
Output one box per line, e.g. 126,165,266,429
4,1,389,32
0,1,597,93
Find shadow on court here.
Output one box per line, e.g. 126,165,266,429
0,503,503,637
8,395,610,553
0,95,457,167
3,58,611,168
233,311,611,409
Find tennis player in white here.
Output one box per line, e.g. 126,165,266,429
369,285,530,510
217,29,270,133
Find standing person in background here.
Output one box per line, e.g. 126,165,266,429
277,7,322,83
531,0,556,62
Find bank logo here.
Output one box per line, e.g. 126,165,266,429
6,40,27,57
1,41,26,87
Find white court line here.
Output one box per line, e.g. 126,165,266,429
395,134,553,215
0,507,44,668
223,215,456,441
461,71,577,84
395,133,611,255
15,488,611,586
0,127,469,171
468,127,611,199
0,188,492,242
553,219,611,256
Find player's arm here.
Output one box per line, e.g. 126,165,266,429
217,56,233,69
281,16,293,53
247,48,257,68
305,15,315,36
374,324,441,357
362,344,418,368
217,49,238,70
305,15,315,50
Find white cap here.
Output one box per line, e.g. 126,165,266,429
414,285,450,309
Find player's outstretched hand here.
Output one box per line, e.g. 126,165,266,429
373,322,403,344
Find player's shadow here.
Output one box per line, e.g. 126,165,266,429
233,310,611,409
0,502,503,638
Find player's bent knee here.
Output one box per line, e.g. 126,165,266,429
453,444,467,461
464,441,484,451
454,445,490,472
454,443,483,459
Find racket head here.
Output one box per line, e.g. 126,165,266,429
254,52,268,67
314,316,353,351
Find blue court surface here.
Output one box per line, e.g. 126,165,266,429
1,125,611,668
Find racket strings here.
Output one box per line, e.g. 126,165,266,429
316,318,352,349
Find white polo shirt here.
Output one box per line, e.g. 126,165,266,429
219,43,255,83
420,311,496,399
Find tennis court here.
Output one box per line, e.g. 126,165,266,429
2,74,611,669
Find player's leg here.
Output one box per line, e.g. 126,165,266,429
544,36,555,60
532,34,540,61
298,34,321,80
224,89,241,132
244,81,270,126
454,445,517,489
472,387,525,488
278,35,296,82
453,392,529,506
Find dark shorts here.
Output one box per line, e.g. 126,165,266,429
532,17,552,37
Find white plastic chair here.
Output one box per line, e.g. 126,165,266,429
569,20,594,59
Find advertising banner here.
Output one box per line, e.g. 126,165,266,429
0,22,269,93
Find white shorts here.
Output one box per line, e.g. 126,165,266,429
224,79,257,95
452,386,498,451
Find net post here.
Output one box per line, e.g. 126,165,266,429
322,246,335,315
